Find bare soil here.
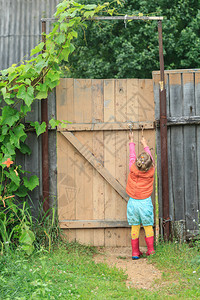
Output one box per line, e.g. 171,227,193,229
93,246,162,290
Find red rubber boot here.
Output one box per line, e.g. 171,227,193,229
131,238,143,260
145,236,155,256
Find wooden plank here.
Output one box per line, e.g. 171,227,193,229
64,79,76,241
56,79,76,244
168,73,184,221
59,220,129,229
104,79,117,222
182,73,198,229
166,116,200,125
92,79,105,245
58,121,155,131
73,79,93,244
105,228,130,247
56,78,74,122
115,79,128,224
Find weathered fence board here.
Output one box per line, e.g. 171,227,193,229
56,78,155,246
153,69,200,237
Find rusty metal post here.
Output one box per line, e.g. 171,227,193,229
157,20,170,240
41,21,49,213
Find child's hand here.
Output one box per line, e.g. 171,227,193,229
141,137,148,148
129,132,134,142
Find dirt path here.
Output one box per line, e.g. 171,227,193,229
93,246,162,290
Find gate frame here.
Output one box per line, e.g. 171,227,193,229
41,14,170,239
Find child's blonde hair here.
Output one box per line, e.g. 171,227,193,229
136,152,153,172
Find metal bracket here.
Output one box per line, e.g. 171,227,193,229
162,217,171,227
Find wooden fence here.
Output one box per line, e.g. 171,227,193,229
56,78,155,246
153,69,200,239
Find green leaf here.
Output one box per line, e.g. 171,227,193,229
1,106,20,127
1,87,14,105
10,124,27,148
7,72,18,83
19,228,35,245
15,185,28,197
10,131,20,148
84,4,97,10
60,22,69,32
56,33,66,45
84,11,95,18
30,121,46,137
1,69,8,76
2,125,9,135
47,71,60,82
60,48,70,62
7,66,15,74
49,118,61,129
23,175,39,191
34,59,48,74
8,181,19,192
30,42,45,56
69,43,75,53
17,85,34,106
36,90,48,100
21,244,35,255
19,227,35,255
0,135,5,142
6,169,20,186
19,142,31,155
23,64,33,73
1,142,16,156
59,11,72,23
20,104,32,115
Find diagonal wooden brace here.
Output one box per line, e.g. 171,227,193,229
60,131,129,202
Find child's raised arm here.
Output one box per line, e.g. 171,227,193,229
141,137,154,162
129,132,136,170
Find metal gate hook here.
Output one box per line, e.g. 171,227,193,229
127,121,134,132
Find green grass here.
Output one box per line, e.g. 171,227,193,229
149,241,200,299
0,241,200,299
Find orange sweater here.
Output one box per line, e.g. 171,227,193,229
126,163,155,199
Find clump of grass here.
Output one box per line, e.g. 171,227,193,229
148,240,200,298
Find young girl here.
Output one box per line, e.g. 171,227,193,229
126,132,155,260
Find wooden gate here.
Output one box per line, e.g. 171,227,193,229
56,78,155,246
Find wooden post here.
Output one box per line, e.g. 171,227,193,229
41,20,49,213
158,20,170,240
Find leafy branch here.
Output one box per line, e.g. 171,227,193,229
0,0,112,201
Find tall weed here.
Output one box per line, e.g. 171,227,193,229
0,196,62,255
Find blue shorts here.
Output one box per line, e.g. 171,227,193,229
127,196,154,226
